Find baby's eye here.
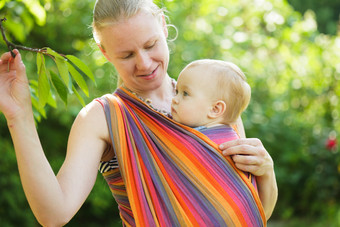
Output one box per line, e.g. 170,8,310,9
183,91,189,96
175,89,178,95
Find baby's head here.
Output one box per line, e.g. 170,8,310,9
171,59,251,127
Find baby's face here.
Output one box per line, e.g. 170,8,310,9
171,66,215,127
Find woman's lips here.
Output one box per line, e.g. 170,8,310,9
138,65,159,80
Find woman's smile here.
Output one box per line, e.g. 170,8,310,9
137,65,159,80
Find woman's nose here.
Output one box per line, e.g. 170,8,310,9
136,51,152,71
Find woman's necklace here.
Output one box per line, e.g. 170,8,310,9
122,78,176,118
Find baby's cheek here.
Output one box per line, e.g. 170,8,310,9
171,113,179,122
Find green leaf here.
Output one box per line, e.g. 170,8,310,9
66,61,89,97
50,70,68,105
46,48,72,92
0,1,5,9
6,19,26,43
22,0,46,26
36,53,50,108
29,79,38,95
66,55,96,83
55,57,71,92
31,96,46,119
29,79,45,121
72,85,85,107
47,92,57,108
46,48,64,59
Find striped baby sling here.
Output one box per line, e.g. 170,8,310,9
98,87,266,227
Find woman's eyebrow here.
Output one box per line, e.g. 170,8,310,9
115,36,158,55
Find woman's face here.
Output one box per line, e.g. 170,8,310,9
98,10,169,93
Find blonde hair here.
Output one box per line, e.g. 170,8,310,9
186,59,251,124
92,0,164,43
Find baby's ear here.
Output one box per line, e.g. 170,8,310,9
208,100,226,119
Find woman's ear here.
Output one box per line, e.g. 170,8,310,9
97,43,111,61
161,14,168,38
208,100,226,119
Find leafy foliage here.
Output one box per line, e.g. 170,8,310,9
288,0,340,35
0,1,96,121
0,0,339,226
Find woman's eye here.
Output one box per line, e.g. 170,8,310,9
146,41,156,49
183,91,189,96
175,89,178,95
122,53,133,59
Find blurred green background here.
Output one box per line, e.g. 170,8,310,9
0,0,339,226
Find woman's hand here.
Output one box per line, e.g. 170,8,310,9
0,49,31,121
219,138,278,220
219,138,273,176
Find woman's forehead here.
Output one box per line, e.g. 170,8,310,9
99,11,163,51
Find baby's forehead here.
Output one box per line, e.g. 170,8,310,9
188,65,219,84
183,64,210,77
187,63,209,71
181,66,218,88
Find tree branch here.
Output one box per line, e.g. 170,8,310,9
0,17,45,58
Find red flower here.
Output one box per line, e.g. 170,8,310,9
326,138,337,151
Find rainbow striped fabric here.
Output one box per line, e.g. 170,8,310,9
98,87,266,227
196,125,258,191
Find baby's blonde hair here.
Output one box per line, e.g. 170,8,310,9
185,59,251,124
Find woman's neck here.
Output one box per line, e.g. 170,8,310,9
123,75,176,115
146,76,176,113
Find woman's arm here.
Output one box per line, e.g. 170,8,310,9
219,138,278,220
224,116,277,219
1,51,108,226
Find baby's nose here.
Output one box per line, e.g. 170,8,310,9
171,97,178,105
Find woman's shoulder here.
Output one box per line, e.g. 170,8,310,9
80,97,107,118
93,93,116,108
72,97,110,142
65,98,110,167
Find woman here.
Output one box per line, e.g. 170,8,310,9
0,0,277,226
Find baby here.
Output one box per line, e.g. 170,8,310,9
171,59,251,141
171,58,256,190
